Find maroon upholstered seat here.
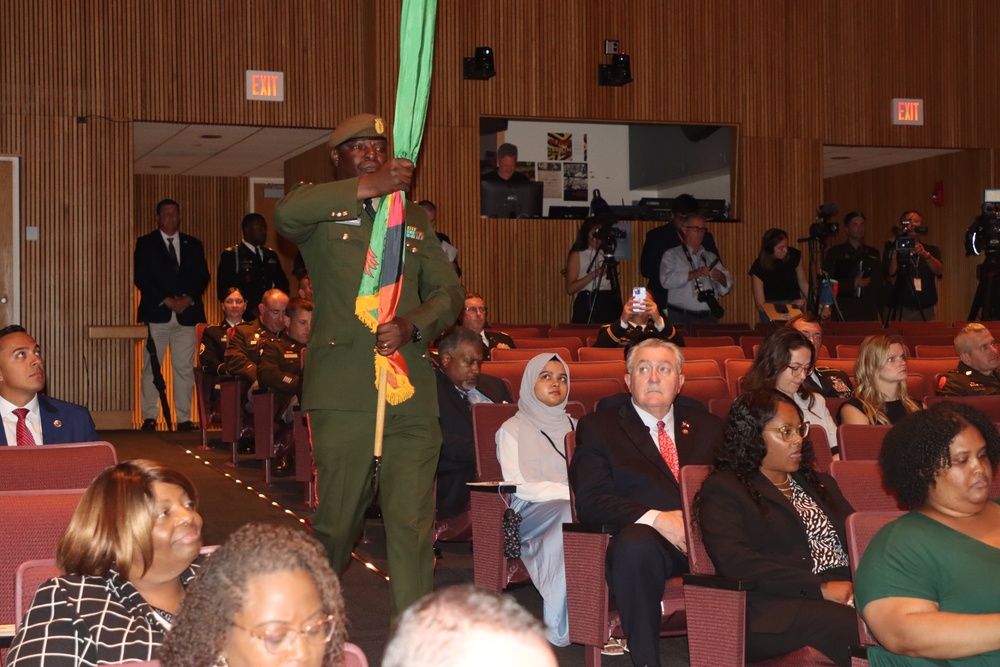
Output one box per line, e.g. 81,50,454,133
0,442,116,491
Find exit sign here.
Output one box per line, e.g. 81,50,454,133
892,98,923,125
246,70,284,102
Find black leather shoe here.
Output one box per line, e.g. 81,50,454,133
176,421,198,432
140,419,157,431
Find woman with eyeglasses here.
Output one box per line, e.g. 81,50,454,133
159,522,347,667
564,214,623,324
7,460,205,667
697,389,858,666
749,228,809,323
743,328,839,455
837,334,923,425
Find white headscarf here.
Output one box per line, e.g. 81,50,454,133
515,353,573,433
498,354,576,492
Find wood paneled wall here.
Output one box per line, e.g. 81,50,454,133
824,150,993,326
3,0,1000,426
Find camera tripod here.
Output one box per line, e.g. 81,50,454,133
883,251,926,325
805,236,844,321
580,250,622,324
968,253,1000,321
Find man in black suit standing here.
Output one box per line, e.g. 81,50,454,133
434,327,512,519
570,339,723,667
216,213,289,321
133,199,211,431
459,292,515,361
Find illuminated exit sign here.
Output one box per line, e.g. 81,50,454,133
892,98,923,125
246,70,284,102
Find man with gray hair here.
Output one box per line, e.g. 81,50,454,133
483,142,530,184
435,326,512,520
382,585,557,667
570,338,723,666
936,323,1000,395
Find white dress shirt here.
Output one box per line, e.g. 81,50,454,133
159,230,181,264
0,393,43,445
631,400,676,526
659,244,732,312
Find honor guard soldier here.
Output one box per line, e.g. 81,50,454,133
217,213,290,321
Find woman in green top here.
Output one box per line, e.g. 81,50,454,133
854,401,1000,666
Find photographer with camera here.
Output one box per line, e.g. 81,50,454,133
884,210,943,321
660,214,731,324
564,214,623,324
823,212,883,321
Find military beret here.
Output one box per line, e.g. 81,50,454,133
328,113,387,148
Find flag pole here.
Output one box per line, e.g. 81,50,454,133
372,364,388,496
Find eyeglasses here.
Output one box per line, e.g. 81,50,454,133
232,613,337,655
464,306,487,314
684,226,707,234
765,422,810,442
785,364,812,376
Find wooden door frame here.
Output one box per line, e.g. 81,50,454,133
0,156,21,324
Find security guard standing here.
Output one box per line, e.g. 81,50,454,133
273,113,463,616
217,213,289,321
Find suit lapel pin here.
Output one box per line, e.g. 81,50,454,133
53,420,63,428
680,420,690,435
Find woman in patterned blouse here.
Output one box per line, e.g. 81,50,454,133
696,389,858,667
7,460,204,667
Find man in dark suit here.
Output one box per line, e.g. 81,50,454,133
459,292,515,361
434,326,512,519
570,339,723,667
0,325,98,446
133,198,211,431
786,314,853,398
216,213,289,321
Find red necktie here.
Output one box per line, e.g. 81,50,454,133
657,420,679,478
13,408,37,447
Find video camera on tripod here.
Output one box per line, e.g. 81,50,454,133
592,223,626,256
965,192,1000,322
892,217,929,255
965,199,1000,258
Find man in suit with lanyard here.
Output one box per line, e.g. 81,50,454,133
570,339,723,666
0,325,98,445
133,199,211,431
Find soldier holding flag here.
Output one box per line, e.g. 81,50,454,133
274,113,462,615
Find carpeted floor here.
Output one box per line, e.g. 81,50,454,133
107,427,690,667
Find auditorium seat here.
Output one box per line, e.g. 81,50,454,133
679,377,731,403
829,460,902,512
914,344,957,358
837,424,892,461
684,335,735,347
491,347,574,363
924,394,1000,421
505,337,583,360
0,442,117,492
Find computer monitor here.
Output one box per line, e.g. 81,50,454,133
480,180,544,218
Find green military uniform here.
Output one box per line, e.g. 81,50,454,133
936,361,1000,396
273,133,462,615
257,333,305,417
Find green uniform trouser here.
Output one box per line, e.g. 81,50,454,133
308,409,441,616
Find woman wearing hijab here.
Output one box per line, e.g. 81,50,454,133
496,353,576,647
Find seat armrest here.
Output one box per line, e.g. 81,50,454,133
682,573,757,592
467,482,516,494
850,645,870,659
562,522,616,534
